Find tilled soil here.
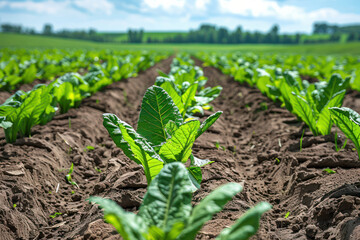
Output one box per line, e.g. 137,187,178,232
1,57,360,240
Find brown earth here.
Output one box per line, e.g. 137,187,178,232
1,57,360,240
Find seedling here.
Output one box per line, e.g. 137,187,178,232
96,99,100,104
94,167,101,173
275,158,281,164
299,129,305,152
284,211,290,219
84,145,95,152
65,163,78,188
260,102,268,111
103,86,222,189
323,168,336,174
13,204,17,208
68,117,71,129
334,132,348,152
50,212,62,219
89,162,271,240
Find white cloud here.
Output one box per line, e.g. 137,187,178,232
5,0,70,14
218,0,360,24
195,0,210,10
142,0,186,11
0,0,114,15
73,0,114,15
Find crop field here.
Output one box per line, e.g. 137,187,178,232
1,36,360,240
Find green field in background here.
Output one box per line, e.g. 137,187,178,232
1,33,360,55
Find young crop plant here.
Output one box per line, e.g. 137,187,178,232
89,162,271,240
0,85,54,143
103,85,222,189
329,107,360,160
155,57,222,118
269,73,350,136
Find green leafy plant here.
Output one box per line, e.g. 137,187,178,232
329,107,360,159
103,85,222,188
299,129,305,151
50,212,62,219
275,73,349,136
323,168,336,174
89,162,271,240
0,86,53,143
334,132,348,152
65,163,78,188
154,57,222,119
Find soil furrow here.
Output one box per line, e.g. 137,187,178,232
0,57,173,240
192,59,360,240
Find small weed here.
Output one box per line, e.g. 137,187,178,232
335,132,347,152
71,190,75,194
96,99,100,104
68,117,71,129
65,163,78,188
299,129,305,151
13,203,17,208
67,147,72,155
95,167,102,173
275,158,281,164
50,212,62,219
215,141,225,151
84,145,95,152
260,102,268,111
323,168,336,174
284,212,290,219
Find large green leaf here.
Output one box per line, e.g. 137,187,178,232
216,202,272,240
313,74,349,112
53,82,74,114
330,107,360,159
88,197,147,240
316,91,345,135
181,84,198,116
103,113,164,183
138,162,192,235
159,120,200,163
137,86,183,146
178,183,243,240
289,92,317,135
20,87,52,136
196,111,222,139
160,81,185,115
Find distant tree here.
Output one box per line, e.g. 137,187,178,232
127,29,143,43
1,23,22,33
43,24,53,35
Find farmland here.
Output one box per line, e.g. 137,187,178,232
1,32,360,240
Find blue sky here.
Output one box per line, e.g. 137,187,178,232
0,0,359,33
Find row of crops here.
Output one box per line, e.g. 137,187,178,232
0,49,166,90
0,50,167,143
197,52,360,160
93,55,272,239
1,48,360,239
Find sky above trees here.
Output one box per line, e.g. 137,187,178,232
0,0,359,33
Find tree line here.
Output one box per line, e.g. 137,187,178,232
1,22,360,44
0,23,110,42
